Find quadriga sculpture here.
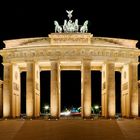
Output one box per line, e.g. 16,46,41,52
54,21,62,33
80,20,88,33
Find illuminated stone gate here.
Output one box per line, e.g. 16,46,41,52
0,33,140,118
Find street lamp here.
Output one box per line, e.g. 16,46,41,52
94,105,99,110
44,105,49,110
44,105,49,114
94,105,100,115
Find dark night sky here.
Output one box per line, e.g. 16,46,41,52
0,0,140,113
0,1,140,41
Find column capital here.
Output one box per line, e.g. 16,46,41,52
50,59,59,62
0,80,3,84
130,62,139,66
2,63,11,66
123,62,140,66
102,61,115,65
82,59,91,65
26,61,34,64
82,58,92,61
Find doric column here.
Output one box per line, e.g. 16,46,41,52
26,62,40,117
102,62,115,117
0,80,3,117
26,62,34,117
34,63,40,117
50,61,60,118
3,63,12,117
81,60,91,118
11,64,20,118
138,80,140,116
121,63,134,117
121,64,130,117
130,63,138,116
121,63,138,117
101,64,107,117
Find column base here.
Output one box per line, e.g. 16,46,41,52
82,116,92,120
48,116,59,120
3,117,12,120
122,115,138,119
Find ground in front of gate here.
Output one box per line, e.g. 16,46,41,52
0,118,140,140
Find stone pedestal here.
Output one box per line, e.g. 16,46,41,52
50,61,60,118
102,63,115,117
81,60,91,118
0,80,3,117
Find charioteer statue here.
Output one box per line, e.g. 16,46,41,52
54,10,88,33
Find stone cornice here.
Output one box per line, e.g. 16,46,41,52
2,33,138,49
93,37,138,48
3,37,50,48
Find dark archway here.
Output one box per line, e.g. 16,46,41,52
91,71,101,114
0,55,3,80
115,71,121,114
20,72,26,114
40,71,50,114
61,71,81,113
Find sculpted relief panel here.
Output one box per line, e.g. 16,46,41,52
50,37,90,44
49,33,92,45
122,82,128,91
13,82,19,91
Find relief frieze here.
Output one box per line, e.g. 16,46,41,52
2,47,138,63
51,37,89,44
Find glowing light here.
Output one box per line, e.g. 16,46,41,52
60,111,71,116
94,105,99,110
44,105,49,110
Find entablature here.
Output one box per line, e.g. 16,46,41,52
0,46,139,63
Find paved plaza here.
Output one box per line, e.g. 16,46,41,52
0,118,140,140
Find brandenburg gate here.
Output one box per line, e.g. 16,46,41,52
0,10,140,118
